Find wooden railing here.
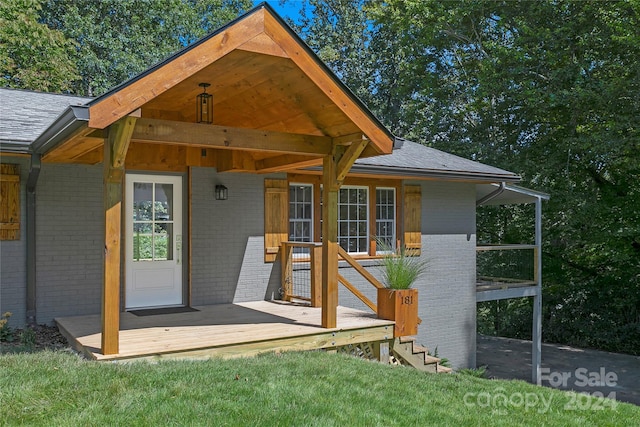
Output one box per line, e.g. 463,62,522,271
281,242,322,306
476,244,538,289
280,242,384,313
336,246,384,313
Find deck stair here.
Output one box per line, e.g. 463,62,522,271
391,337,452,373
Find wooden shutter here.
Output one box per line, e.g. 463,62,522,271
403,185,421,255
0,164,20,241
264,178,288,262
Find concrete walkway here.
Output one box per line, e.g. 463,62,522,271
476,335,640,406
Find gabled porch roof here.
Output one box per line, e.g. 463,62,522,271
24,3,393,171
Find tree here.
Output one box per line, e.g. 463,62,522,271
299,0,640,354
0,0,78,92
294,0,421,135
41,0,252,96
373,0,640,354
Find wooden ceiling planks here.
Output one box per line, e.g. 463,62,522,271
47,7,393,172
88,10,267,129
262,12,392,154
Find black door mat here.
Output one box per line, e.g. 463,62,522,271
129,307,199,316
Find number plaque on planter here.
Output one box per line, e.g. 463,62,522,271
377,288,419,336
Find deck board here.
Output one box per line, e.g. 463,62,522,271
55,301,394,361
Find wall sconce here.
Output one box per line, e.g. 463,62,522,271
196,82,213,124
215,185,228,200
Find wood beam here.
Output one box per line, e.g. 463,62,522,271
255,154,322,173
237,33,288,58
332,132,366,146
216,150,256,172
41,124,95,162
101,116,137,355
88,11,266,129
131,118,333,155
321,147,344,329
336,137,368,183
263,12,393,155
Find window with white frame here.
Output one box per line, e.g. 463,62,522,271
289,184,313,254
338,186,368,254
288,182,397,256
376,188,396,253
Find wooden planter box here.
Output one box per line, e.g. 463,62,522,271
377,288,418,337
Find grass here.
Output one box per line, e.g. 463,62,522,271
1,351,638,426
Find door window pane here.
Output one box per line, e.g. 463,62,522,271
155,184,174,221
133,183,153,221
133,182,175,261
133,223,153,261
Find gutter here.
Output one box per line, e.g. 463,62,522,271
30,105,89,155
25,153,41,325
476,182,506,206
24,104,88,324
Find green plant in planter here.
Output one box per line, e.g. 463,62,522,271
377,240,428,289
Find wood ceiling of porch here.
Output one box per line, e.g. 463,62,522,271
42,9,391,173
42,6,396,172
43,49,373,172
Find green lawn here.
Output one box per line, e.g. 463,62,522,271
1,350,637,426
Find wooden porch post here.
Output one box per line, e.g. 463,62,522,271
321,153,340,328
102,116,137,355
321,138,369,328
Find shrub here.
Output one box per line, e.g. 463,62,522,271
0,312,14,342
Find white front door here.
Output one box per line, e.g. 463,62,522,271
125,174,183,309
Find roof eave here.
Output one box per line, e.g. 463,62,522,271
346,164,522,182
0,142,31,154
30,105,89,155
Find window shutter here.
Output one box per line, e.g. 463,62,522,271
264,178,288,262
403,185,421,255
0,164,20,241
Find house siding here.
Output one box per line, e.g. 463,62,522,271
35,164,103,324
4,164,476,369
338,181,477,369
0,157,29,328
419,181,477,369
190,168,281,305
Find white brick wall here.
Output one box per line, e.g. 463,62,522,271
0,157,29,327
35,164,104,324
418,181,477,369
3,163,478,369
190,169,281,305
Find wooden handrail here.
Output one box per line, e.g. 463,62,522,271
282,241,322,249
337,246,385,289
338,274,377,313
476,244,537,251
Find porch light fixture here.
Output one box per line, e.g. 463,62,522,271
215,185,228,200
196,82,213,124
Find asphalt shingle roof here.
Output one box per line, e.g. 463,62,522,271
0,88,91,152
353,138,519,181
0,88,518,181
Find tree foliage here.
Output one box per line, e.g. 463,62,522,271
299,0,640,354
41,0,252,96
2,0,638,354
0,0,78,92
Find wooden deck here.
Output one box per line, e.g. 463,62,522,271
55,301,394,361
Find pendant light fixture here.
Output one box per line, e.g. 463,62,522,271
196,82,213,124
